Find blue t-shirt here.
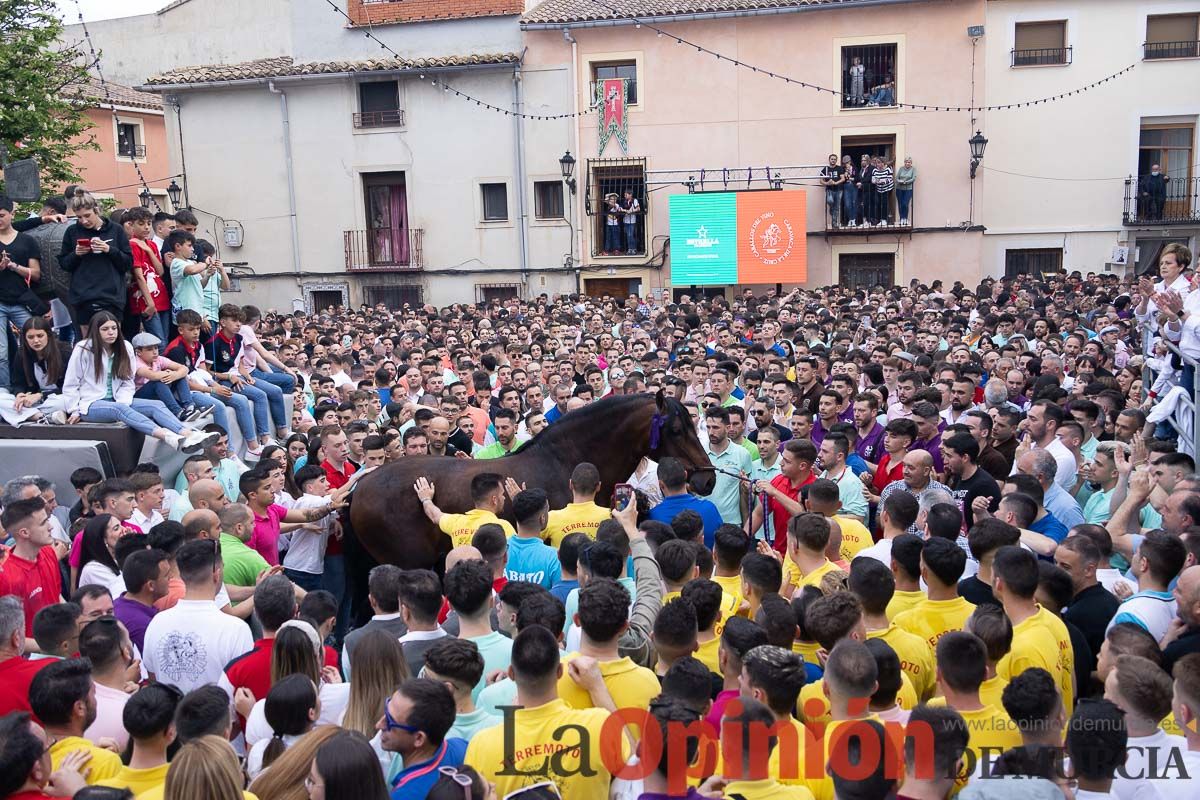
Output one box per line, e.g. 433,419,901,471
1030,512,1069,544
550,579,578,604
389,737,467,799
505,536,562,590
845,453,870,477
647,494,725,548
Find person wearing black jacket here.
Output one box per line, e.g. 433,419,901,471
57,190,132,335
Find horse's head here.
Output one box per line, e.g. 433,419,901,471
649,391,715,496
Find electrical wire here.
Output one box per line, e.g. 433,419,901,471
982,163,1200,182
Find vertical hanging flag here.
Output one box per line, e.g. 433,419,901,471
596,78,629,155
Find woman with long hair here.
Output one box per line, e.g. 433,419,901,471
248,726,340,800
246,674,320,780
245,622,349,747
262,445,302,500
164,735,244,800
57,190,133,338
0,317,74,425
304,730,390,800
77,513,123,592
61,311,216,452
427,766,495,800
286,433,309,470
341,629,409,770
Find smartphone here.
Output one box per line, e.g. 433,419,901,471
612,483,634,511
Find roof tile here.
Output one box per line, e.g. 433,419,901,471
66,76,163,111
522,0,876,25
144,53,520,86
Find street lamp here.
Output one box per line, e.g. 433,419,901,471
559,151,576,195
166,179,183,209
969,131,988,179
138,188,152,208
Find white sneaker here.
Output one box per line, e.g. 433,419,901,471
163,432,184,450
900,218,909,226
49,410,68,425
245,444,264,461
180,430,219,453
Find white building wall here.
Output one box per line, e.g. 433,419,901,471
982,0,1200,277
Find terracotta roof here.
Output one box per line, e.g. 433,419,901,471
66,76,163,111
143,53,521,86
522,0,893,25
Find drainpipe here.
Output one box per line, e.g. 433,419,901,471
564,29,583,277
267,80,302,277
512,60,531,295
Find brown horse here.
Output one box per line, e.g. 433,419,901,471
345,392,715,572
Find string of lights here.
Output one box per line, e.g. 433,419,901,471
321,0,597,119
578,0,1136,113
71,0,162,210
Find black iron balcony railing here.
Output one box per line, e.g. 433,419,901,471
353,109,405,128
344,227,424,270
1011,46,1072,66
1144,40,1200,59
1123,175,1200,225
118,143,146,158
840,43,898,109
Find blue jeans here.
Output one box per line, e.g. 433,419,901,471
284,568,324,592
218,381,268,438
826,188,843,225
604,224,621,253
251,368,296,395
246,373,287,432
134,379,193,415
0,302,32,389
623,222,638,253
81,399,179,436
140,311,170,341
322,553,350,647
843,183,858,223
897,188,913,221
193,389,257,441
871,87,895,105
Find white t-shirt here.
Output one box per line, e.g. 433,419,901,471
245,732,301,780
85,682,132,750
244,681,349,746
1112,728,1185,800
1159,749,1200,800
79,561,126,596
142,598,254,695
281,494,332,575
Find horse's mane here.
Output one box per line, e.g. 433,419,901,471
517,393,658,454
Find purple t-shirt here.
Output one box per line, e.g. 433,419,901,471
113,594,158,652
856,422,886,464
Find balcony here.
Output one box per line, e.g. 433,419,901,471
1123,176,1200,226
344,228,424,271
118,143,147,158
352,109,405,128
823,186,914,234
1011,46,1072,67
1144,40,1200,59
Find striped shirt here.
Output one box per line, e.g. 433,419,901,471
873,166,895,192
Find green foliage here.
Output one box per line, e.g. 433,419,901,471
0,0,95,192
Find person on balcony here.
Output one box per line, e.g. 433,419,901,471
860,156,876,226
620,190,641,255
821,154,847,228
602,193,621,256
1139,165,1170,221
848,56,865,106
842,156,859,228
896,157,916,226
872,156,895,227
868,74,896,106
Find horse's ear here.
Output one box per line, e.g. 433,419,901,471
655,389,665,412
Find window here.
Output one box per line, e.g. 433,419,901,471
356,81,403,127
1136,123,1195,221
840,44,898,108
838,253,895,290
1005,248,1062,278
481,183,508,221
476,283,519,303
533,181,564,219
1012,21,1070,66
116,122,144,158
365,285,422,309
1145,13,1200,59
585,157,647,257
592,62,638,105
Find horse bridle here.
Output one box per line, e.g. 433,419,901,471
651,404,750,484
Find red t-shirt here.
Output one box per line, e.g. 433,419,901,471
7,790,69,800
0,655,52,718
872,452,906,495
768,473,815,553
223,637,341,705
128,241,169,314
321,460,357,557
0,547,62,636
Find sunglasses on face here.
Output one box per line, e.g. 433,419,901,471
382,702,421,734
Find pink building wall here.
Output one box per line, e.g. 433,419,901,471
525,0,986,290
69,107,172,208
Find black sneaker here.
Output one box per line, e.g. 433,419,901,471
177,404,196,421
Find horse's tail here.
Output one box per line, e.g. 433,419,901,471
339,487,374,630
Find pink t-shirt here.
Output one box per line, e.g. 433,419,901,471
133,355,176,389
249,503,288,565
238,324,260,371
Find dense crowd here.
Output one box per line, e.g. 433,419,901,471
0,189,1198,800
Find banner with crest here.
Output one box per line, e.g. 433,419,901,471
596,77,629,155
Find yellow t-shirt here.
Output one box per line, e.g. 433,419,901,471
799,672,918,724
810,716,895,800
886,589,926,621
1033,607,1076,716
714,715,820,789
783,558,842,592
712,573,747,614
557,654,661,713
723,778,815,800
997,607,1073,716
544,501,611,547
696,636,721,674
867,623,936,699
893,596,977,651
929,675,1009,710
97,763,171,795
438,508,515,548
834,516,872,562
957,704,1023,778
50,736,122,785
792,639,822,667
465,699,627,800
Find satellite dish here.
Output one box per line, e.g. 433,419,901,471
3,157,41,202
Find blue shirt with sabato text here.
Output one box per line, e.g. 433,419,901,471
504,536,562,590
647,493,724,548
